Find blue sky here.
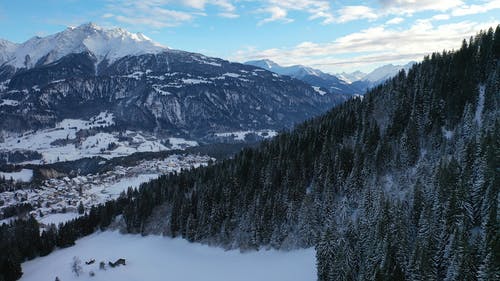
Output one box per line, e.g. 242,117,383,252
0,0,499,73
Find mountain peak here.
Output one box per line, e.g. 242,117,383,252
245,59,322,77
246,59,281,70
0,23,167,69
68,22,101,32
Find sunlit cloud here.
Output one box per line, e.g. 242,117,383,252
231,20,498,72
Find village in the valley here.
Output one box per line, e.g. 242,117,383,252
0,154,212,227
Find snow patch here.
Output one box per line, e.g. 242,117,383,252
168,138,198,149
474,84,485,127
122,71,144,80
0,99,20,106
215,129,278,141
181,78,211,85
312,86,327,96
442,127,454,140
223,73,241,78
152,84,172,96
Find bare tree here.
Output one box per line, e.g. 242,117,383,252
71,256,83,277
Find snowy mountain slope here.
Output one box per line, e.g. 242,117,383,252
0,112,197,164
0,39,16,64
335,62,416,92
0,23,166,69
0,25,345,140
361,61,416,83
245,59,364,95
336,63,415,85
336,71,367,84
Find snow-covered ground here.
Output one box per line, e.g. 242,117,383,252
38,212,82,226
215,129,278,141
474,84,485,126
87,174,160,201
0,112,198,164
0,168,33,182
21,231,316,281
312,86,327,96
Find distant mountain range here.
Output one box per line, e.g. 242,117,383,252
245,59,416,94
245,59,366,96
340,62,416,83
0,23,348,141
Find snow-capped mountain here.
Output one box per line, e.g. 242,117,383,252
336,71,367,84
338,62,416,84
361,62,415,84
334,62,416,92
245,59,323,78
0,24,346,141
245,59,365,95
0,23,165,69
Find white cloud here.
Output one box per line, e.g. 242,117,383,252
175,0,236,12
213,0,236,12
255,0,500,25
105,2,195,28
104,0,239,28
231,20,498,72
219,12,240,18
258,6,292,25
379,0,464,14
452,0,500,16
258,0,334,25
432,14,451,21
183,0,207,10
337,6,378,23
386,17,404,25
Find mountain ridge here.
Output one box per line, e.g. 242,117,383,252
245,59,416,95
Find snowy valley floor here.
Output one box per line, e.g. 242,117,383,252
20,231,316,281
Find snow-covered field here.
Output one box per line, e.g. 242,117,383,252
0,168,33,182
21,231,316,281
0,112,198,164
87,174,160,202
38,212,82,226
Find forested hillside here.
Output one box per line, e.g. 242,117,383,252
123,26,500,280
1,27,499,281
